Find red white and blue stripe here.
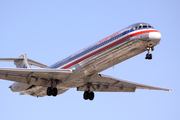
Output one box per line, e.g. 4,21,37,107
48,23,159,69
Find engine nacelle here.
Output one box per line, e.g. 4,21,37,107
9,82,32,92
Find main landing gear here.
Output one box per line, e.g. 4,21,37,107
47,87,58,96
46,79,58,97
145,47,154,60
83,91,95,101
83,82,95,101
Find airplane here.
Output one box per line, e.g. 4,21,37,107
0,23,171,101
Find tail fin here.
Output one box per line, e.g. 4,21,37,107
0,53,47,68
14,54,31,68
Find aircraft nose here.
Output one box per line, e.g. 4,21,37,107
149,32,161,44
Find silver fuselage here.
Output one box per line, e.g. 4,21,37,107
11,23,161,97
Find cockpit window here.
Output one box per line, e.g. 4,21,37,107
143,25,147,28
134,24,154,30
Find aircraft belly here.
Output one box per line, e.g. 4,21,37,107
80,39,149,75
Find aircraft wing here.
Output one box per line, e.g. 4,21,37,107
0,68,72,87
77,73,171,92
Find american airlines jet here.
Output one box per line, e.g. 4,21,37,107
0,23,171,100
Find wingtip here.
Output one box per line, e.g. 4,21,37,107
169,89,172,92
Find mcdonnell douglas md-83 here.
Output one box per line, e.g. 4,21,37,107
0,23,171,100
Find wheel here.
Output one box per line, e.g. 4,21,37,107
83,91,89,100
89,92,94,101
145,54,152,60
47,87,52,96
149,54,152,59
145,53,149,59
52,88,58,97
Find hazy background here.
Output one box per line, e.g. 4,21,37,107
0,0,179,120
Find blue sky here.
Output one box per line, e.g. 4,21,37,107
0,0,179,120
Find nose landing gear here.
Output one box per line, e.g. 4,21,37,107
145,53,152,60
145,47,154,60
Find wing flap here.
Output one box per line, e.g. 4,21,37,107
77,73,171,92
77,84,136,92
0,72,49,87
0,68,72,87
99,74,171,91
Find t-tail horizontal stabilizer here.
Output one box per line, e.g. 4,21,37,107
0,53,48,68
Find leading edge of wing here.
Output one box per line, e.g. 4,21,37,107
99,74,172,92
0,67,72,74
